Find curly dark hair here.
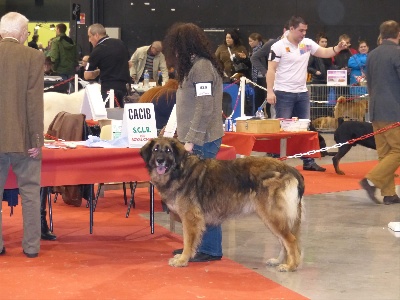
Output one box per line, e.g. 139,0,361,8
163,22,224,84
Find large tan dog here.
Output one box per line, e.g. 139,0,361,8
334,96,368,121
140,137,305,272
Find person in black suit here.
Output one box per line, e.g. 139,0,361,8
28,34,39,50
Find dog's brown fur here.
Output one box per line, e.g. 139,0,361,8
312,116,338,130
334,96,368,121
140,137,305,272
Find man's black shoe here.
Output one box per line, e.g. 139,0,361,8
41,230,57,241
303,162,326,172
23,250,38,258
359,178,381,204
0,247,5,255
383,195,400,205
172,248,183,255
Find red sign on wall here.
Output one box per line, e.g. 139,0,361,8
77,13,85,25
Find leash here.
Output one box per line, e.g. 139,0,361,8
278,122,400,161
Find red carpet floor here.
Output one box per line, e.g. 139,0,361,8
299,160,400,195
0,187,308,300
3,161,394,299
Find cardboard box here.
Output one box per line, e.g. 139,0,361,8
236,119,280,133
98,119,123,140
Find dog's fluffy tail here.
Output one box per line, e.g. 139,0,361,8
285,177,304,232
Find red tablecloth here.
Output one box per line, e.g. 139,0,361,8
5,145,236,189
222,131,320,157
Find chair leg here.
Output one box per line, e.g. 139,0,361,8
130,182,136,209
93,183,103,211
125,181,137,218
53,191,58,203
123,182,127,205
47,188,53,232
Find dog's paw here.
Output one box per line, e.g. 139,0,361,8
266,258,281,267
276,263,297,272
169,256,189,267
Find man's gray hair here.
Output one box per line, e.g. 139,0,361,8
152,41,162,51
0,12,29,39
88,23,107,36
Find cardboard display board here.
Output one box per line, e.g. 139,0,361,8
327,70,348,86
121,103,157,148
81,84,107,120
163,104,177,138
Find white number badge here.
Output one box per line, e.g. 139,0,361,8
194,82,212,97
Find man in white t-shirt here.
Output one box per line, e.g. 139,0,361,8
266,16,348,171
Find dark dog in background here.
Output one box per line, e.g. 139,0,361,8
333,118,376,175
140,137,305,272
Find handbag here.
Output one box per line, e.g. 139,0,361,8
232,60,249,72
228,47,249,73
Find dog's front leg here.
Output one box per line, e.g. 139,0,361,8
169,208,205,267
332,144,352,175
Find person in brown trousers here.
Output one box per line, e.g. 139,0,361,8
0,12,44,258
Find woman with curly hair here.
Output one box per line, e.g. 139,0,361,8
163,22,225,263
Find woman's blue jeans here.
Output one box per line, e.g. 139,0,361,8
191,138,223,256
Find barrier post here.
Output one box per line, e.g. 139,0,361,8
240,76,246,117
74,74,79,93
109,89,114,108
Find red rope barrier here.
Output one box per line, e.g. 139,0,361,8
348,122,400,144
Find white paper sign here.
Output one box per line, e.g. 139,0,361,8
163,104,177,138
327,70,348,86
195,82,212,96
81,83,107,120
121,103,157,148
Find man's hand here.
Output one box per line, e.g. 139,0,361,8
266,91,276,105
28,147,41,158
336,40,349,52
